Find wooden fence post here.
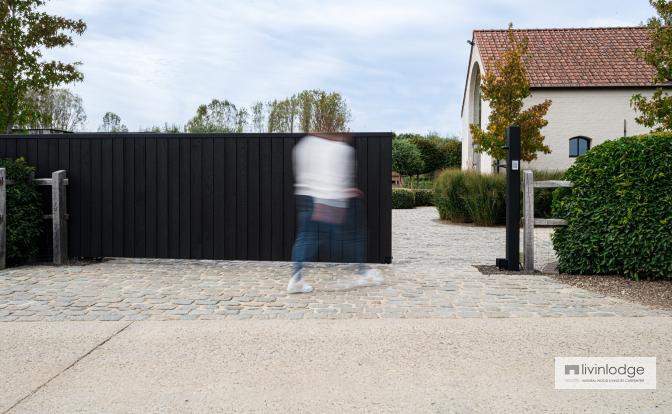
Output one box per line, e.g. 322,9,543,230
523,170,534,272
0,168,5,270
52,170,68,265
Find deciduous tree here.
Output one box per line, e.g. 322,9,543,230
22,88,86,131
98,112,128,133
0,0,87,133
186,99,248,133
631,0,672,131
469,24,552,162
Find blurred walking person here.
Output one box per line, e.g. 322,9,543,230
288,133,383,294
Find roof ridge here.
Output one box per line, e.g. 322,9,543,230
473,26,648,33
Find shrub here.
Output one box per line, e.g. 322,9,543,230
461,172,506,226
409,136,444,174
434,169,506,225
0,158,42,265
414,189,434,207
392,188,415,209
437,138,462,170
399,134,462,174
392,139,424,177
434,169,469,222
552,133,672,279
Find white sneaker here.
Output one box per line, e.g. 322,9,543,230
287,273,314,294
356,269,384,286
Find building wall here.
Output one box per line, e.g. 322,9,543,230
461,44,654,173
461,47,493,174
522,89,654,171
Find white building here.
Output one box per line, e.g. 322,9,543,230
461,27,661,173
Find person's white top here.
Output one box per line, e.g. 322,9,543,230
293,135,354,201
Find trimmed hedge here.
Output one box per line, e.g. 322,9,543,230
0,158,42,265
414,189,434,207
552,133,672,279
392,188,416,209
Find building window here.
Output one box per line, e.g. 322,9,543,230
569,136,590,157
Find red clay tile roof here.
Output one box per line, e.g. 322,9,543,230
473,27,657,88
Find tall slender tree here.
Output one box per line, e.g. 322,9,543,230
469,24,552,163
0,0,87,133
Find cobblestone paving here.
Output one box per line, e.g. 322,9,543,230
0,208,668,321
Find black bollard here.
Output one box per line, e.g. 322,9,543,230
496,126,521,271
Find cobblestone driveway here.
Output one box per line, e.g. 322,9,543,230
0,208,668,321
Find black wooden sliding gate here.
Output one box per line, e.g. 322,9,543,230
0,133,392,263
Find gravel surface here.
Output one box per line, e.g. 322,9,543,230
551,274,672,310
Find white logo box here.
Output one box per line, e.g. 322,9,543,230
555,357,656,390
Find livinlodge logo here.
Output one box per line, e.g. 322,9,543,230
555,357,656,389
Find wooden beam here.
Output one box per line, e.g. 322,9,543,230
0,168,5,270
52,170,68,265
534,218,568,226
533,180,573,188
523,171,535,272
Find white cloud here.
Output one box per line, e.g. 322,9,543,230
42,0,654,134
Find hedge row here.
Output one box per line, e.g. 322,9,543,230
393,134,461,176
392,188,435,209
552,133,672,279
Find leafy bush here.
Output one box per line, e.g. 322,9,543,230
436,138,462,170
392,188,416,209
397,133,462,174
434,169,505,225
392,139,424,177
414,189,434,207
461,172,506,226
409,136,444,174
552,134,672,279
434,169,469,222
0,158,42,265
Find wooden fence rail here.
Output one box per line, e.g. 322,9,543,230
522,170,573,272
0,168,69,269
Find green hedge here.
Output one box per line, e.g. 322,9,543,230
434,169,505,225
0,158,42,265
552,133,672,279
395,134,462,175
392,188,416,209
414,189,434,206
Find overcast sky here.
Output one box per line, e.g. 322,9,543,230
43,0,654,135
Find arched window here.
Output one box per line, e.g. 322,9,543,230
569,136,591,157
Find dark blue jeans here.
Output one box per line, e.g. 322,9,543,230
291,195,366,277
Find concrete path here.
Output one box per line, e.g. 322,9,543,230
2,318,671,413
0,208,667,321
1,207,670,413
